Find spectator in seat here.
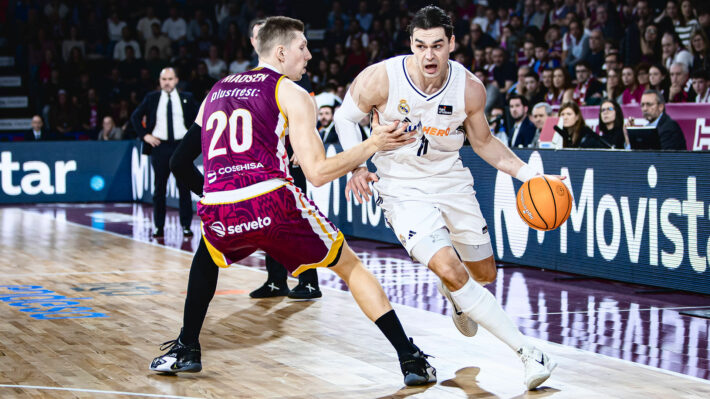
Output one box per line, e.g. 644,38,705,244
546,67,573,106
529,102,553,148
692,70,710,103
662,31,693,71
524,72,546,107
114,26,142,61
649,64,671,101
24,115,53,141
97,116,124,140
491,47,516,94
145,23,172,61
598,99,628,149
562,19,589,76
558,101,607,148
604,68,623,103
507,94,537,148
621,65,644,105
583,29,606,77
572,61,604,105
690,29,710,73
640,89,687,150
668,62,695,102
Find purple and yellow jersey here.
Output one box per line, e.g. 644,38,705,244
201,66,291,194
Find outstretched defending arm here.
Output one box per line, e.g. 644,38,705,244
282,79,413,187
462,73,538,182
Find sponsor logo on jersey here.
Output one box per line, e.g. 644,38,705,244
437,105,453,115
210,87,261,102
422,125,451,137
398,99,410,115
207,162,264,183
210,221,226,237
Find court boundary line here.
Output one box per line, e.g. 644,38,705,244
16,208,710,386
0,384,203,398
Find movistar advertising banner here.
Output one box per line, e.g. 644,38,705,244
0,141,133,203
310,145,710,295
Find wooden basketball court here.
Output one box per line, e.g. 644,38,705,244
1,207,709,398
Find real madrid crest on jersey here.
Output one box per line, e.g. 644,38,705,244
398,99,410,115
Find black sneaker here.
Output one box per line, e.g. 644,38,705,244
149,338,202,374
287,282,322,299
182,227,193,237
249,281,290,298
399,339,436,386
152,227,164,238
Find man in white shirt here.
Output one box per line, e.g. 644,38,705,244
662,32,693,71
130,68,199,237
113,27,142,61
162,7,187,43
136,6,160,41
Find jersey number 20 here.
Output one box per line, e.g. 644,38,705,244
206,109,253,160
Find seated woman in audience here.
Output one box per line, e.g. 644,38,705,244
621,65,644,104
545,67,574,106
640,23,662,64
558,101,608,148
97,116,124,141
690,29,710,73
604,68,624,103
648,64,671,101
598,99,628,149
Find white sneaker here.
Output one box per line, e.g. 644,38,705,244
437,280,478,337
518,346,557,390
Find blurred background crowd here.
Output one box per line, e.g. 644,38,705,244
3,0,709,148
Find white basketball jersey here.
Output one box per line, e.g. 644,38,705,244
373,55,474,198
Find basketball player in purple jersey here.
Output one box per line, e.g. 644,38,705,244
149,16,437,386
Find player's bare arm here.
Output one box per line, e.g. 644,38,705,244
463,73,565,181
282,79,412,187
337,62,391,202
463,73,528,177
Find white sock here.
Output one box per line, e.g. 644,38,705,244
450,277,527,352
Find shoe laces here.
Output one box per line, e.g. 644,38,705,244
408,338,434,360
159,339,182,352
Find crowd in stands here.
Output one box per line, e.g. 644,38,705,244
10,0,710,149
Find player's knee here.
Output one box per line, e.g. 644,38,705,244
466,258,497,285
431,259,469,291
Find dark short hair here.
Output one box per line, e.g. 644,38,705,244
575,61,591,71
525,71,540,81
408,6,453,39
257,16,304,55
691,69,709,80
508,93,529,108
643,89,665,105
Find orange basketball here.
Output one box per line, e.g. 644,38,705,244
516,175,572,231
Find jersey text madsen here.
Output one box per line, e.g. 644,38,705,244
209,73,268,102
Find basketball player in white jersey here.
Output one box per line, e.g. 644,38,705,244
334,6,557,390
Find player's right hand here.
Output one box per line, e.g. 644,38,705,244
346,166,378,203
369,112,416,151
143,134,161,147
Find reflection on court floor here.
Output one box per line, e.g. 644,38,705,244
15,202,710,380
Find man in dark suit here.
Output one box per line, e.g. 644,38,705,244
130,67,199,237
640,90,687,150
24,115,53,141
507,94,537,148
